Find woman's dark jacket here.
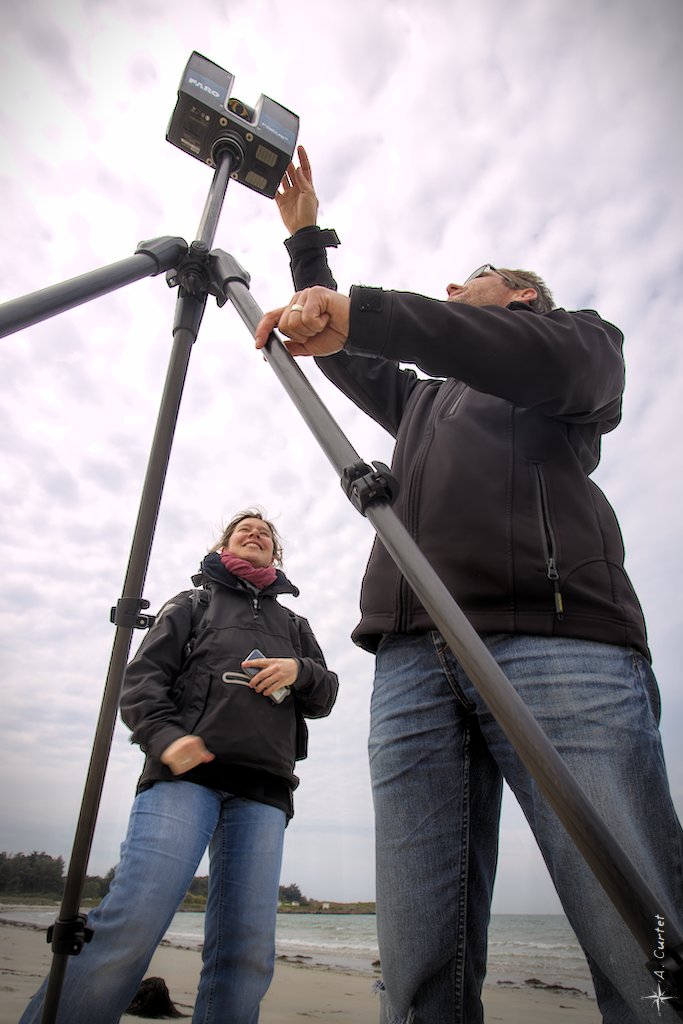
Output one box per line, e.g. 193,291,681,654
286,226,649,658
121,552,338,812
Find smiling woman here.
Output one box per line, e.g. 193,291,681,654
18,507,339,1024
212,508,284,568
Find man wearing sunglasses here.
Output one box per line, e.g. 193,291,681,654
448,262,553,311
256,148,683,1024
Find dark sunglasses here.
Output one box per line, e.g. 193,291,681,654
464,264,520,290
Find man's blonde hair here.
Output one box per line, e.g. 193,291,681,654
500,268,555,313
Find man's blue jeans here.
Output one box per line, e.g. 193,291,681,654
19,782,286,1024
369,632,683,1024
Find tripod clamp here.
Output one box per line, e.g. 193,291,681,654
46,914,93,957
165,244,250,306
110,597,154,630
341,460,399,515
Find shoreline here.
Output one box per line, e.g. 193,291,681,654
0,919,601,1023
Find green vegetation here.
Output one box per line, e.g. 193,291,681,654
0,852,113,903
0,851,64,896
278,900,376,915
0,853,375,914
276,882,374,915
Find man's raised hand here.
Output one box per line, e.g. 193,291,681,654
275,145,319,236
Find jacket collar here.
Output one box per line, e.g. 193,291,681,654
194,551,300,598
507,300,538,313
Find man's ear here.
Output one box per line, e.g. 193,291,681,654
513,286,537,305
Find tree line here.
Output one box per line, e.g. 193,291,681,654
0,853,309,908
0,852,113,899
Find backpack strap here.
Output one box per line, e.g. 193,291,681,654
190,587,211,623
183,588,211,659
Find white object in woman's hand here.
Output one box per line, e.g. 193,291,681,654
242,656,299,699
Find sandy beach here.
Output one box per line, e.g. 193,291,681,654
0,920,602,1023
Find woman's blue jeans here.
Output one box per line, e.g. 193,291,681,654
369,632,683,1024
19,782,286,1024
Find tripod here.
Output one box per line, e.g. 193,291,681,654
2,149,682,1022
0,151,236,1023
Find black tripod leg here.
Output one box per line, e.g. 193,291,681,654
36,152,237,1024
220,269,683,1011
0,236,187,339
38,288,207,1024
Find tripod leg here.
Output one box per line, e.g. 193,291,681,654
24,152,238,1024
0,237,187,339
38,289,206,1024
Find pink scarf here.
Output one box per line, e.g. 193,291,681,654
220,550,277,589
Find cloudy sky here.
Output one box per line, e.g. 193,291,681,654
1,0,681,917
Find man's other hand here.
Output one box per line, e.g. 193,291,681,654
255,287,350,357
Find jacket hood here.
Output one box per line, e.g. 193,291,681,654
194,551,300,598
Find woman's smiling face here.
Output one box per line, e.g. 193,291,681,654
225,517,275,568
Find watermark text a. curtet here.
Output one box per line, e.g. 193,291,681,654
642,914,674,1016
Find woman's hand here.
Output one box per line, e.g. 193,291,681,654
160,735,215,775
242,656,300,699
275,146,319,236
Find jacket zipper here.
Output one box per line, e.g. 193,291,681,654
397,384,466,629
397,398,444,630
533,464,564,618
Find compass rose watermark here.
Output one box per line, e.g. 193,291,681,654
642,983,673,1016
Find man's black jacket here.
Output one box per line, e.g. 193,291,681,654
286,227,649,658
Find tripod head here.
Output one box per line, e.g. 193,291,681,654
166,51,299,198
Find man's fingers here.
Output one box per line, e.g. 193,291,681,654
282,340,313,357
256,289,345,356
255,293,313,347
255,306,287,349
298,146,312,183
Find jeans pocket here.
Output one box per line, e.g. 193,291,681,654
430,631,477,711
631,649,662,724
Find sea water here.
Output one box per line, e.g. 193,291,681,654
0,907,594,994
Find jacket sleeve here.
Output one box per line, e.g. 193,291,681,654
286,225,340,292
290,614,339,720
119,592,194,760
286,227,422,437
345,287,625,424
317,349,424,439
